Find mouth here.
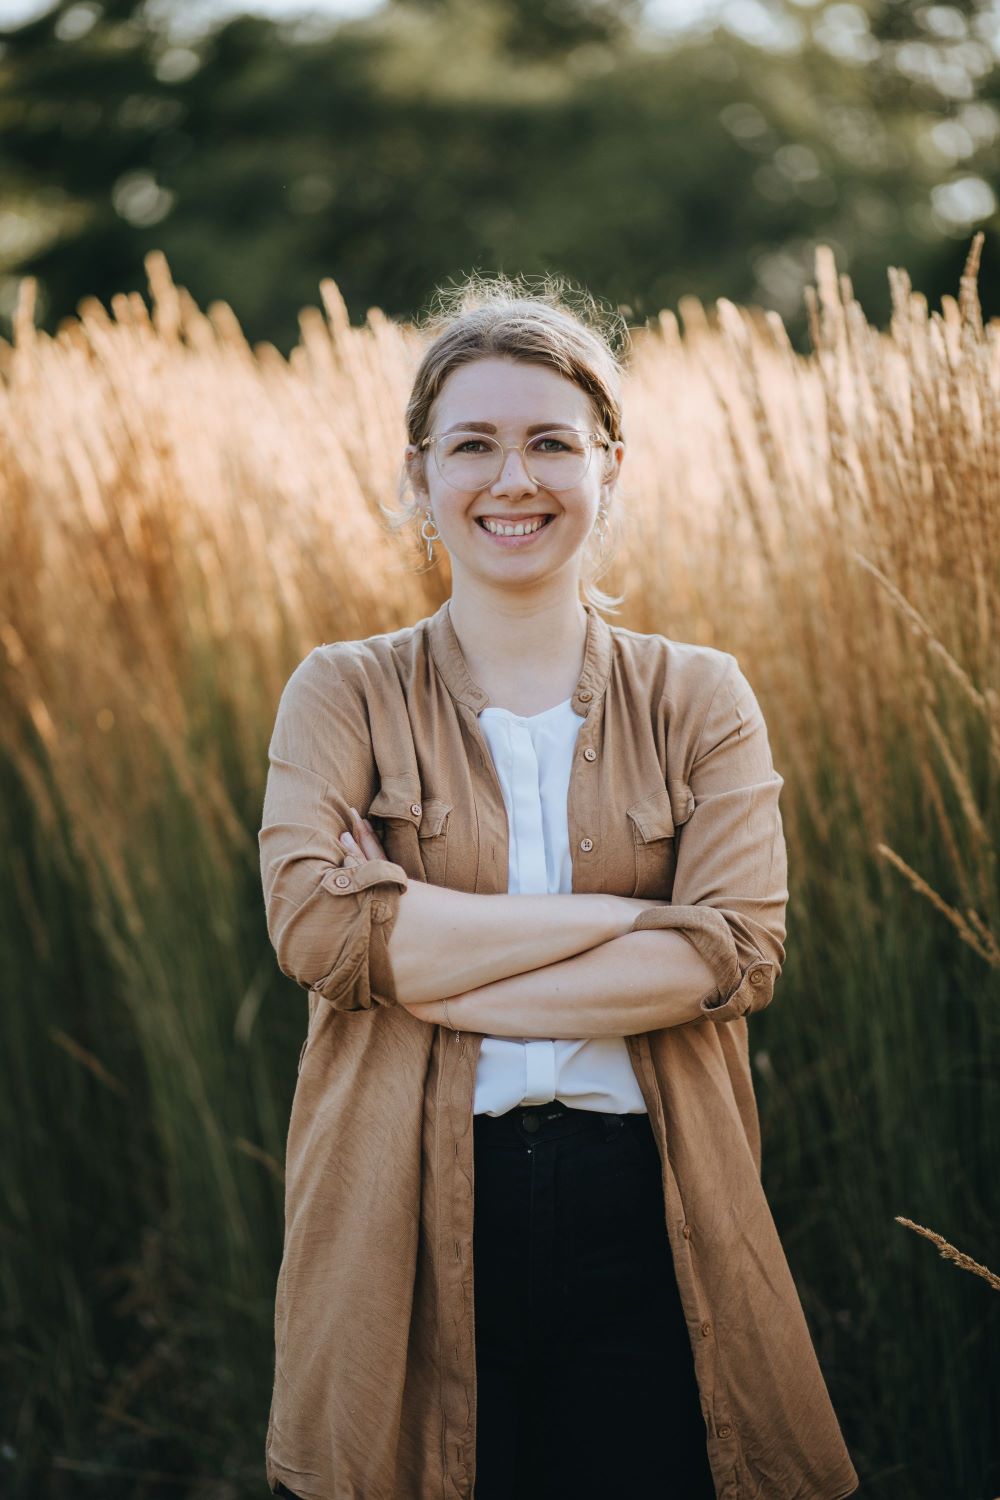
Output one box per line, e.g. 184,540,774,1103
475,514,555,544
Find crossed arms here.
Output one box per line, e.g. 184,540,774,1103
259,646,788,1040
338,819,717,1035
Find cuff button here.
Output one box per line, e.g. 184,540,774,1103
749,967,766,984
334,873,352,888
410,802,422,817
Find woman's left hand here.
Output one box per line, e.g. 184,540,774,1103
338,806,387,863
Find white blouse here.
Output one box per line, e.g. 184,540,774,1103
472,695,648,1117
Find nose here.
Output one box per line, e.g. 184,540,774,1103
490,447,538,496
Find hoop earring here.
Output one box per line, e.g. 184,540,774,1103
593,500,610,548
419,509,441,563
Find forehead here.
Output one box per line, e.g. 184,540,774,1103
432,357,592,429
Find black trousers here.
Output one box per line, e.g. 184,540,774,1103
471,1100,716,1500
275,1103,715,1500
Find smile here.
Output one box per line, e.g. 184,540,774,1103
476,515,555,539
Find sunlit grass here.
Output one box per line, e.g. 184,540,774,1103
1,240,996,1499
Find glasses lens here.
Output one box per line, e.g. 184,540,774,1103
434,430,592,490
524,430,590,489
435,433,503,489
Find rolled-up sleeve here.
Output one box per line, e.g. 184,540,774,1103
629,654,788,1023
258,648,410,1011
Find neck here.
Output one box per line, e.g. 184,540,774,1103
446,580,588,711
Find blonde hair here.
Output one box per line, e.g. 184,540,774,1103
382,271,631,614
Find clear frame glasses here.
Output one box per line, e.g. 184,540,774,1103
418,428,610,492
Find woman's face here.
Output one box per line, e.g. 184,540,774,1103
405,356,624,592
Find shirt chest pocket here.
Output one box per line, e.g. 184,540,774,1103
367,785,453,886
625,782,693,900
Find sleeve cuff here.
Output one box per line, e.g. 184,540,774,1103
628,904,775,1022
316,858,409,1009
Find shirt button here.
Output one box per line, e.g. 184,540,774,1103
718,1423,732,1439
410,802,422,817
334,873,352,888
700,1320,712,1337
579,837,594,852
583,747,597,761
749,967,766,984
522,1113,540,1133
682,1223,692,1239
578,688,593,702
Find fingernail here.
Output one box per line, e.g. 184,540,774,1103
340,832,356,848
349,806,361,822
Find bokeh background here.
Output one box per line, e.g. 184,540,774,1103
1,2,998,1498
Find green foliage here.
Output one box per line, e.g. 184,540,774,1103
0,0,996,352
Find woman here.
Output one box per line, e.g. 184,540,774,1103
258,277,859,1500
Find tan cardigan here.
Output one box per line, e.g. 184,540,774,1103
258,598,860,1500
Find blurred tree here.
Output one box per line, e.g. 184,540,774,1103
392,0,644,55
0,0,995,353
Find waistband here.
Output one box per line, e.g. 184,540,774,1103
473,1098,652,1148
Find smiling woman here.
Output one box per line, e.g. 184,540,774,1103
257,271,860,1500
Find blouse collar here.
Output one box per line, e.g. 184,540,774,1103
425,597,613,718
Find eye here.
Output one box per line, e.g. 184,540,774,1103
450,438,491,453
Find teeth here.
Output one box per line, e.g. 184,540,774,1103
481,517,548,536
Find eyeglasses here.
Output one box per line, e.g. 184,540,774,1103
418,428,610,492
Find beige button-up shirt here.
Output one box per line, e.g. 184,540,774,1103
258,598,860,1500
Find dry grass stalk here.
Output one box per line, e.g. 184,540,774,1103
875,842,1000,968
895,1217,1000,1293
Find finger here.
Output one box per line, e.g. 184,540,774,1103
339,832,365,861
347,807,375,853
352,816,386,859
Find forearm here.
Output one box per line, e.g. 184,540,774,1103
387,880,666,1007
410,929,720,1036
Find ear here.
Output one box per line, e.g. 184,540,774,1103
602,439,625,491
405,443,429,498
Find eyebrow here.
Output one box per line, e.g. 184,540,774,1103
441,421,577,436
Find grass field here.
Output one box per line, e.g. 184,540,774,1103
1,241,997,1498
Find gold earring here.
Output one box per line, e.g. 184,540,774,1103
420,509,441,563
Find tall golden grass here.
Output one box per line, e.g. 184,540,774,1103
1,241,996,1496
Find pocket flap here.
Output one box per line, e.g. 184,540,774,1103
416,797,452,838
368,783,421,827
667,777,695,826
626,785,676,843
368,785,451,837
